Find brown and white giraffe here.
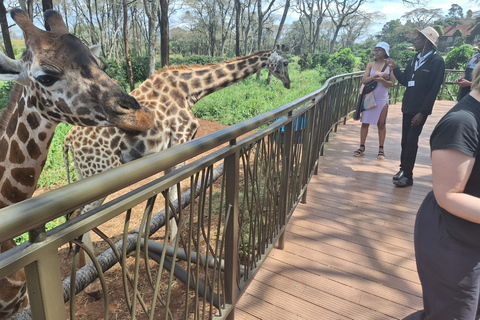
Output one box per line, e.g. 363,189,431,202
63,49,290,248
0,9,153,320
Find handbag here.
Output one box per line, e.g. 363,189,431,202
362,62,388,94
353,62,388,120
362,92,377,111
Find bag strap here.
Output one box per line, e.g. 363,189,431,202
381,62,388,73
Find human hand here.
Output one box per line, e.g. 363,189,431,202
385,58,396,69
411,113,424,126
456,78,472,88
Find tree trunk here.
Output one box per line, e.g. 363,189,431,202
144,0,158,77
160,0,169,67
267,0,290,84
0,1,13,59
235,0,241,56
123,0,134,91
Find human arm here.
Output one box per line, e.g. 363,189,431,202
432,149,480,223
387,58,408,86
362,62,374,84
372,70,395,88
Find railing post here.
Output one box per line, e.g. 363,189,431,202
278,112,294,250
25,226,65,320
225,140,239,320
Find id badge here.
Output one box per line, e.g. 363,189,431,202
408,80,415,87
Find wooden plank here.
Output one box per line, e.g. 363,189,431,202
236,101,455,320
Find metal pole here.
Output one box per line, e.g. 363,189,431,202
225,140,239,320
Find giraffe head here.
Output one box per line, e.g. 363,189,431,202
0,9,153,132
267,50,290,89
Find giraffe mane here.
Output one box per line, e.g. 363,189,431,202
0,83,23,136
154,50,273,74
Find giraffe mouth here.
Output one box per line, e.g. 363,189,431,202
110,108,154,132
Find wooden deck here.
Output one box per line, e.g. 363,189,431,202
235,100,456,320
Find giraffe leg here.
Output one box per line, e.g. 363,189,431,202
164,161,185,242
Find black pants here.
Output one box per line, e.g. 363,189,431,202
400,113,428,179
403,192,480,320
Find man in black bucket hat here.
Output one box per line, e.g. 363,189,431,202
386,26,445,187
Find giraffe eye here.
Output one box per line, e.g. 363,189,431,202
35,74,59,87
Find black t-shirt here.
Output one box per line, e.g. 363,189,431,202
429,94,480,245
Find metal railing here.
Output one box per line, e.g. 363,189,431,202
0,69,458,320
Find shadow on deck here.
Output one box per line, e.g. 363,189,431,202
236,100,456,320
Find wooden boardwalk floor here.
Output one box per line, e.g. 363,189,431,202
235,100,456,320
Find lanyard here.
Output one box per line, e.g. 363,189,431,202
414,50,434,71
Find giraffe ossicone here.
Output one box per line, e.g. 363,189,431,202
0,8,153,320
63,49,291,272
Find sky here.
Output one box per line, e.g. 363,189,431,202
363,0,479,33
364,0,478,19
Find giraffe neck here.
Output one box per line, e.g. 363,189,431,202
0,84,57,208
152,50,273,106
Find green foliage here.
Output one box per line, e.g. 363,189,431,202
193,59,321,125
14,216,66,244
328,48,355,73
37,123,76,189
434,25,444,36
445,44,475,69
298,52,313,71
389,42,416,68
0,81,15,111
453,36,467,47
104,59,128,89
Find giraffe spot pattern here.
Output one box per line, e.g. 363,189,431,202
1,178,28,204
11,168,36,187
26,139,42,160
6,109,18,138
17,123,29,144
9,141,25,164
0,139,7,162
38,132,47,141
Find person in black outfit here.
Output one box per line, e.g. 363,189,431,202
386,26,445,187
403,61,480,320
454,41,480,101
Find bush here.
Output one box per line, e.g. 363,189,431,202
0,81,15,111
445,44,475,69
327,48,355,73
389,42,416,68
298,52,313,71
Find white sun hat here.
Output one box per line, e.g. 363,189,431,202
374,42,390,57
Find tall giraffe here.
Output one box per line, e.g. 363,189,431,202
63,49,290,251
0,9,153,320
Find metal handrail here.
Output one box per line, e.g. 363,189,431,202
0,69,459,320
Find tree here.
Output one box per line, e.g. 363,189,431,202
401,8,444,30
144,0,159,77
0,1,14,59
160,0,170,67
447,4,463,19
326,0,368,53
294,0,330,54
123,0,134,91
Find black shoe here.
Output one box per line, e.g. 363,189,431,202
393,176,413,187
393,170,404,180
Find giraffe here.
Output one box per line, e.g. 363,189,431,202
63,49,290,265
0,9,153,320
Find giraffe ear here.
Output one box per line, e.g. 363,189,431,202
0,52,22,81
89,44,102,58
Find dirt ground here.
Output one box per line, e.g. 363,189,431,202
33,118,233,319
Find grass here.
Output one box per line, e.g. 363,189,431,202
4,59,326,241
